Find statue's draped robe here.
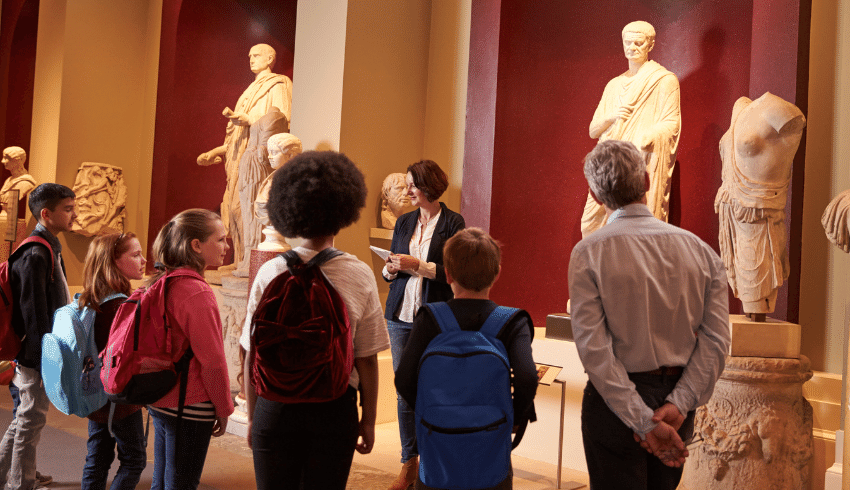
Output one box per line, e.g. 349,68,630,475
583,60,681,236
235,109,289,274
221,73,292,267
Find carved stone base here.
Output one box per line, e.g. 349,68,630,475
679,356,813,490
214,272,249,394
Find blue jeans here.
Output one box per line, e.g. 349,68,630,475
81,409,146,490
8,383,19,418
387,319,417,463
251,387,359,490
149,409,214,490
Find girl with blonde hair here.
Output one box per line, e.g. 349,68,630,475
146,209,234,490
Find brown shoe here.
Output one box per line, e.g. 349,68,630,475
388,456,418,490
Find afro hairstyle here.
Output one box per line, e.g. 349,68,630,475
267,151,367,238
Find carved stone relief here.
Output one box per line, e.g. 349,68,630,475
680,356,813,490
71,162,126,236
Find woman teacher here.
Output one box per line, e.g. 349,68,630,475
382,159,464,490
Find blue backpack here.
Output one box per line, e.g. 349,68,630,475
42,292,126,417
415,302,519,490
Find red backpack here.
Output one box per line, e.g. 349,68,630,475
250,248,353,403
0,236,54,361
100,269,199,405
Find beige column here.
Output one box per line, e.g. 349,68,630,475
28,0,161,286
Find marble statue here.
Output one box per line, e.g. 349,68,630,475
823,189,850,253
0,147,37,219
582,21,681,236
197,43,293,271
254,132,303,251
380,173,415,229
232,107,289,277
714,93,805,317
71,162,127,237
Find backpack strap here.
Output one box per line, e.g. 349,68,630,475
479,306,521,338
281,247,344,274
424,302,460,333
100,292,128,305
478,306,530,450
12,236,55,281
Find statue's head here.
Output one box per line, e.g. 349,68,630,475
249,44,277,74
267,133,303,170
621,21,655,64
1,146,26,171
382,173,414,218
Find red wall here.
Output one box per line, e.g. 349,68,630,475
467,1,807,329
0,0,39,218
148,0,297,262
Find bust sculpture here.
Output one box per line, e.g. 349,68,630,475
380,173,415,229
714,93,806,318
0,147,37,219
254,133,303,251
197,43,292,271
823,190,850,253
582,21,681,236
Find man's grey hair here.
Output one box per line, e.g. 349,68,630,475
583,140,647,210
622,21,656,43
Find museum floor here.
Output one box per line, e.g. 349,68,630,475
0,396,590,490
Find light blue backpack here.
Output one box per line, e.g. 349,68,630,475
42,292,126,417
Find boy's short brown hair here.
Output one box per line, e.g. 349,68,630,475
443,228,501,292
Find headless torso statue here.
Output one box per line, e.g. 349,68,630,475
583,21,681,236
198,44,292,273
714,93,806,319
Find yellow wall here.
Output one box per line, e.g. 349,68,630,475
28,0,161,287
290,0,470,297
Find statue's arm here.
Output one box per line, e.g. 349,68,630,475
198,145,227,166
589,80,620,139
222,107,251,127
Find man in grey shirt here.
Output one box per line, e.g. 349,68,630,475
569,140,730,490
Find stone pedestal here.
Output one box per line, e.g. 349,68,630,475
224,248,285,437
679,356,814,490
209,271,249,437
0,218,29,262
218,273,249,393
729,315,801,358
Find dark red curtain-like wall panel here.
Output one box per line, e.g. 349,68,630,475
1,0,39,218
481,1,759,327
148,0,297,260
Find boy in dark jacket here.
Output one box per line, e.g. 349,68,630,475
0,183,75,490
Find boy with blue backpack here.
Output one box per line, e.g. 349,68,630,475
395,227,537,490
